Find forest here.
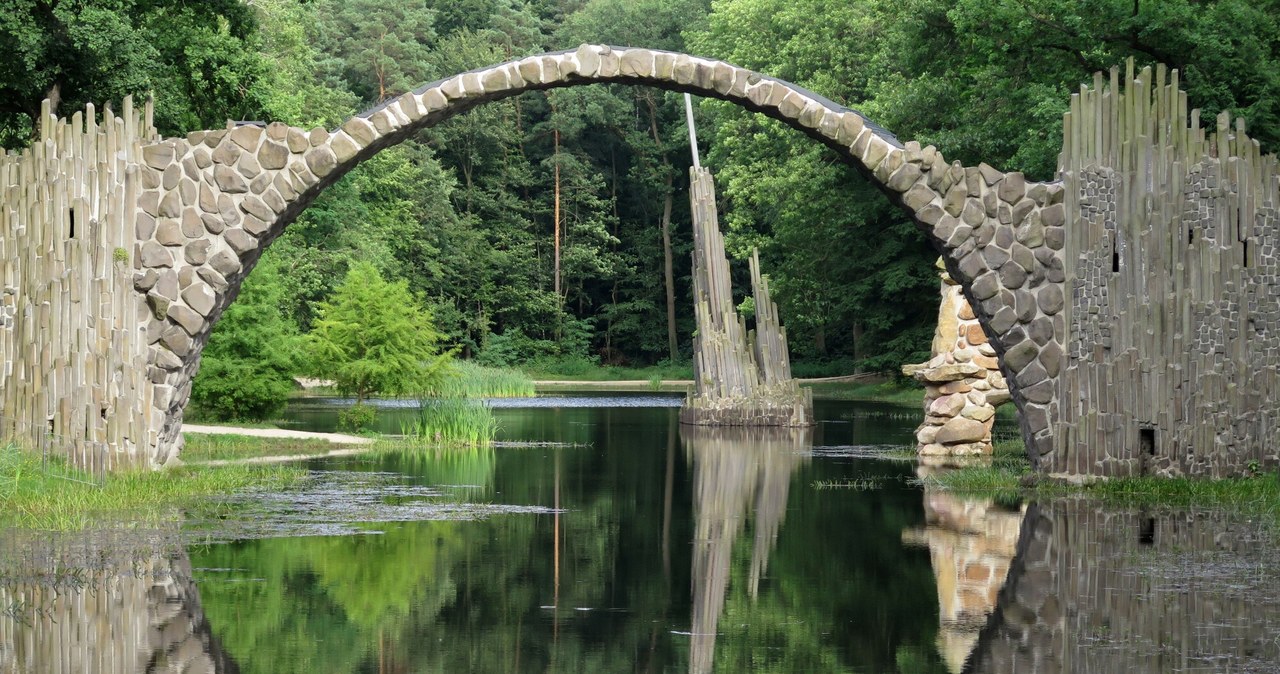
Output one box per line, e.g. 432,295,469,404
3,0,1278,419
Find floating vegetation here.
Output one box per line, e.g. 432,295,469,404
188,470,559,540
813,475,900,490
807,444,909,460
436,361,535,399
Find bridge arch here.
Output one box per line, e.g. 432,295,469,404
16,45,1068,468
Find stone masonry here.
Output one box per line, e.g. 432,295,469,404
905,260,1011,456
1,46,1274,476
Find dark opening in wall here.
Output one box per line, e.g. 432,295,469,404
1140,427,1156,457
1139,517,1155,545
1112,247,1120,273
68,210,76,239
1188,227,1195,244
1243,239,1250,268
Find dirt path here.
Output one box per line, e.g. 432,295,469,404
181,424,374,445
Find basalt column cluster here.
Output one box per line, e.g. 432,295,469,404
1054,61,1280,477
0,98,158,471
680,166,813,427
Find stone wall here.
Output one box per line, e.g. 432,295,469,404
905,261,1011,455
1051,62,1279,477
0,98,158,471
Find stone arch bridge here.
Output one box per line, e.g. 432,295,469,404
1,46,1276,476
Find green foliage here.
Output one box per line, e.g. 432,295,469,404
306,262,455,403
337,402,377,432
400,397,498,444
0,0,276,148
191,256,301,422
0,443,303,530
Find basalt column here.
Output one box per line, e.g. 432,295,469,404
1054,60,1280,476
0,98,159,471
680,166,813,427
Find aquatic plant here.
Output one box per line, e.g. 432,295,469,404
400,397,498,446
434,361,535,399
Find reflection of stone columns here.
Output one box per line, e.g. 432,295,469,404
903,469,1024,674
904,260,1009,456
967,501,1280,673
683,425,809,674
0,534,237,674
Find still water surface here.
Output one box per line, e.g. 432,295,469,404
1,395,1277,673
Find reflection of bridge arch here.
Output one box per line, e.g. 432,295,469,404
0,536,239,673
103,44,1062,467
962,501,1280,673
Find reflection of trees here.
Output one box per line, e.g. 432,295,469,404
683,425,809,674
0,532,238,673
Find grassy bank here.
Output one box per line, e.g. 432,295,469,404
520,358,693,382
439,362,536,398
920,434,1280,521
0,443,305,530
183,434,340,462
802,379,923,405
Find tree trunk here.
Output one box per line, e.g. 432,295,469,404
553,128,561,302
851,321,865,373
646,95,679,361
660,182,677,361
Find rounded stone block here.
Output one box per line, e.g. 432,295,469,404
306,146,338,178
258,140,289,170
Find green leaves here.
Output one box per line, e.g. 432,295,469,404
190,255,301,422
306,262,454,403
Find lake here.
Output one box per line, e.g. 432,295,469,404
0,394,1276,673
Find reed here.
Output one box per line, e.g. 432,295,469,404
435,361,535,399
400,397,498,446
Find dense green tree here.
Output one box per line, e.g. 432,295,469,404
314,0,438,103
0,0,274,148
306,262,454,403
189,256,301,421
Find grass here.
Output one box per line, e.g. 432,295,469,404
917,431,1280,523
182,434,340,462
802,379,924,405
519,358,694,381
0,442,305,530
437,361,535,398
401,397,499,446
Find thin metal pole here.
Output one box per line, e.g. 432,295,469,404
684,93,700,168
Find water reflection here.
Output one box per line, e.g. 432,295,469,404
904,463,1024,673
0,531,236,674
964,501,1280,673
682,425,809,674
